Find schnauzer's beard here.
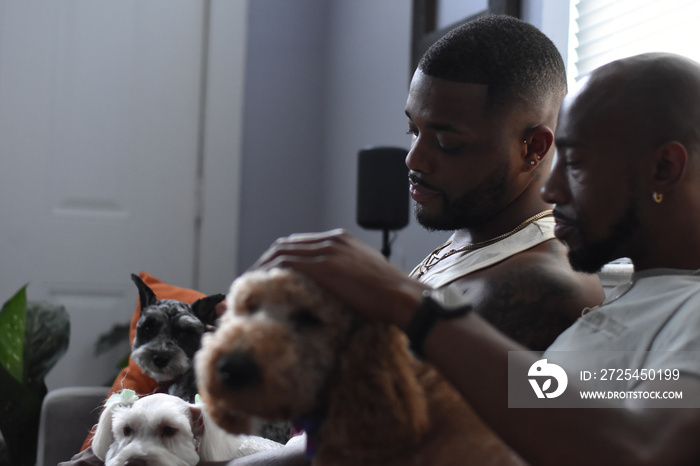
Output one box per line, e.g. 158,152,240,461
566,202,640,274
414,166,509,232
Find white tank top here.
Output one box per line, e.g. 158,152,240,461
410,217,556,288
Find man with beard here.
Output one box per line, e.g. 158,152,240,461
399,14,604,351
259,53,700,464
194,15,604,466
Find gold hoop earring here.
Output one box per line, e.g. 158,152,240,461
653,192,664,203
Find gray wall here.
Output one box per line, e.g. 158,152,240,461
237,0,442,274
238,0,329,270
318,1,448,274
237,0,570,275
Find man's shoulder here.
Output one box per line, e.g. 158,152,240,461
448,239,605,350
491,237,573,269
464,239,596,288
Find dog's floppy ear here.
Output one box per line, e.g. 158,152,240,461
131,273,158,314
325,323,430,450
92,390,139,460
190,401,244,461
192,293,225,326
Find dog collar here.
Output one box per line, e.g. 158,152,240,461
157,374,183,392
291,415,325,458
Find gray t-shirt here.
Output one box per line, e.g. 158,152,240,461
544,268,700,391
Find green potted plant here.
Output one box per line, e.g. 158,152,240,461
0,286,70,466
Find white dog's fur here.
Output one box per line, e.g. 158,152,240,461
92,391,282,466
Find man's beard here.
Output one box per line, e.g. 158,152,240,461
567,202,640,273
414,167,509,231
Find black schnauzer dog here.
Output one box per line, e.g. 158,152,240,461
130,274,224,402
130,274,291,443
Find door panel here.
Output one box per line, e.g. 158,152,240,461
0,1,206,389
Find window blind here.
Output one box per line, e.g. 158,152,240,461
570,0,700,81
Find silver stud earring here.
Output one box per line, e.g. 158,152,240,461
529,161,535,166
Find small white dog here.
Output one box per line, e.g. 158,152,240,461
92,390,282,466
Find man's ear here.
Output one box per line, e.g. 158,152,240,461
522,125,554,171
652,141,687,189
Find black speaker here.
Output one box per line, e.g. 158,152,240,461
356,147,410,231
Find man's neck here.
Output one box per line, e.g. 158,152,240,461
627,211,700,273
451,204,553,249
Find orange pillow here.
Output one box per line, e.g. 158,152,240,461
81,271,207,451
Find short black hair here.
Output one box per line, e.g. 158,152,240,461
418,15,567,113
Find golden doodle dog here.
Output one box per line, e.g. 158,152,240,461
196,268,524,465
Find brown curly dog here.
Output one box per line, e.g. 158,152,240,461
195,268,524,465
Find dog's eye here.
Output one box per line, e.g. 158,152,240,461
123,426,133,437
289,309,322,330
173,326,198,341
139,317,158,338
243,299,260,314
161,425,177,437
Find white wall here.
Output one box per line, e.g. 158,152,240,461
197,0,248,294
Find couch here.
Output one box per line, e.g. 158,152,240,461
35,386,109,466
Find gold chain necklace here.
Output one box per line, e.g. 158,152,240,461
413,210,554,279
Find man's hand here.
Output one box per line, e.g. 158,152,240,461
253,229,426,328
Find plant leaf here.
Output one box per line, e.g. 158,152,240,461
0,286,27,383
94,322,130,356
24,301,70,384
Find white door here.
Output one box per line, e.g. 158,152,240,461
0,1,244,389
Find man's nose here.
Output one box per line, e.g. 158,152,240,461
405,136,433,173
540,156,567,205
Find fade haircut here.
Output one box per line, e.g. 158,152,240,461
418,15,567,114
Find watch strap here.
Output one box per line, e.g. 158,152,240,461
405,290,471,358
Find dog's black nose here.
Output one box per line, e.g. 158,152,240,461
152,353,171,369
216,351,261,390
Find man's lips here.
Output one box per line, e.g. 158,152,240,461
408,174,441,203
552,210,576,240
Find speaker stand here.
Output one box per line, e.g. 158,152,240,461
381,229,391,259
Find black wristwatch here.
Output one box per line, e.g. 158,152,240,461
405,287,472,358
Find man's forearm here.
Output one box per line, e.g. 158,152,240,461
421,313,700,466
